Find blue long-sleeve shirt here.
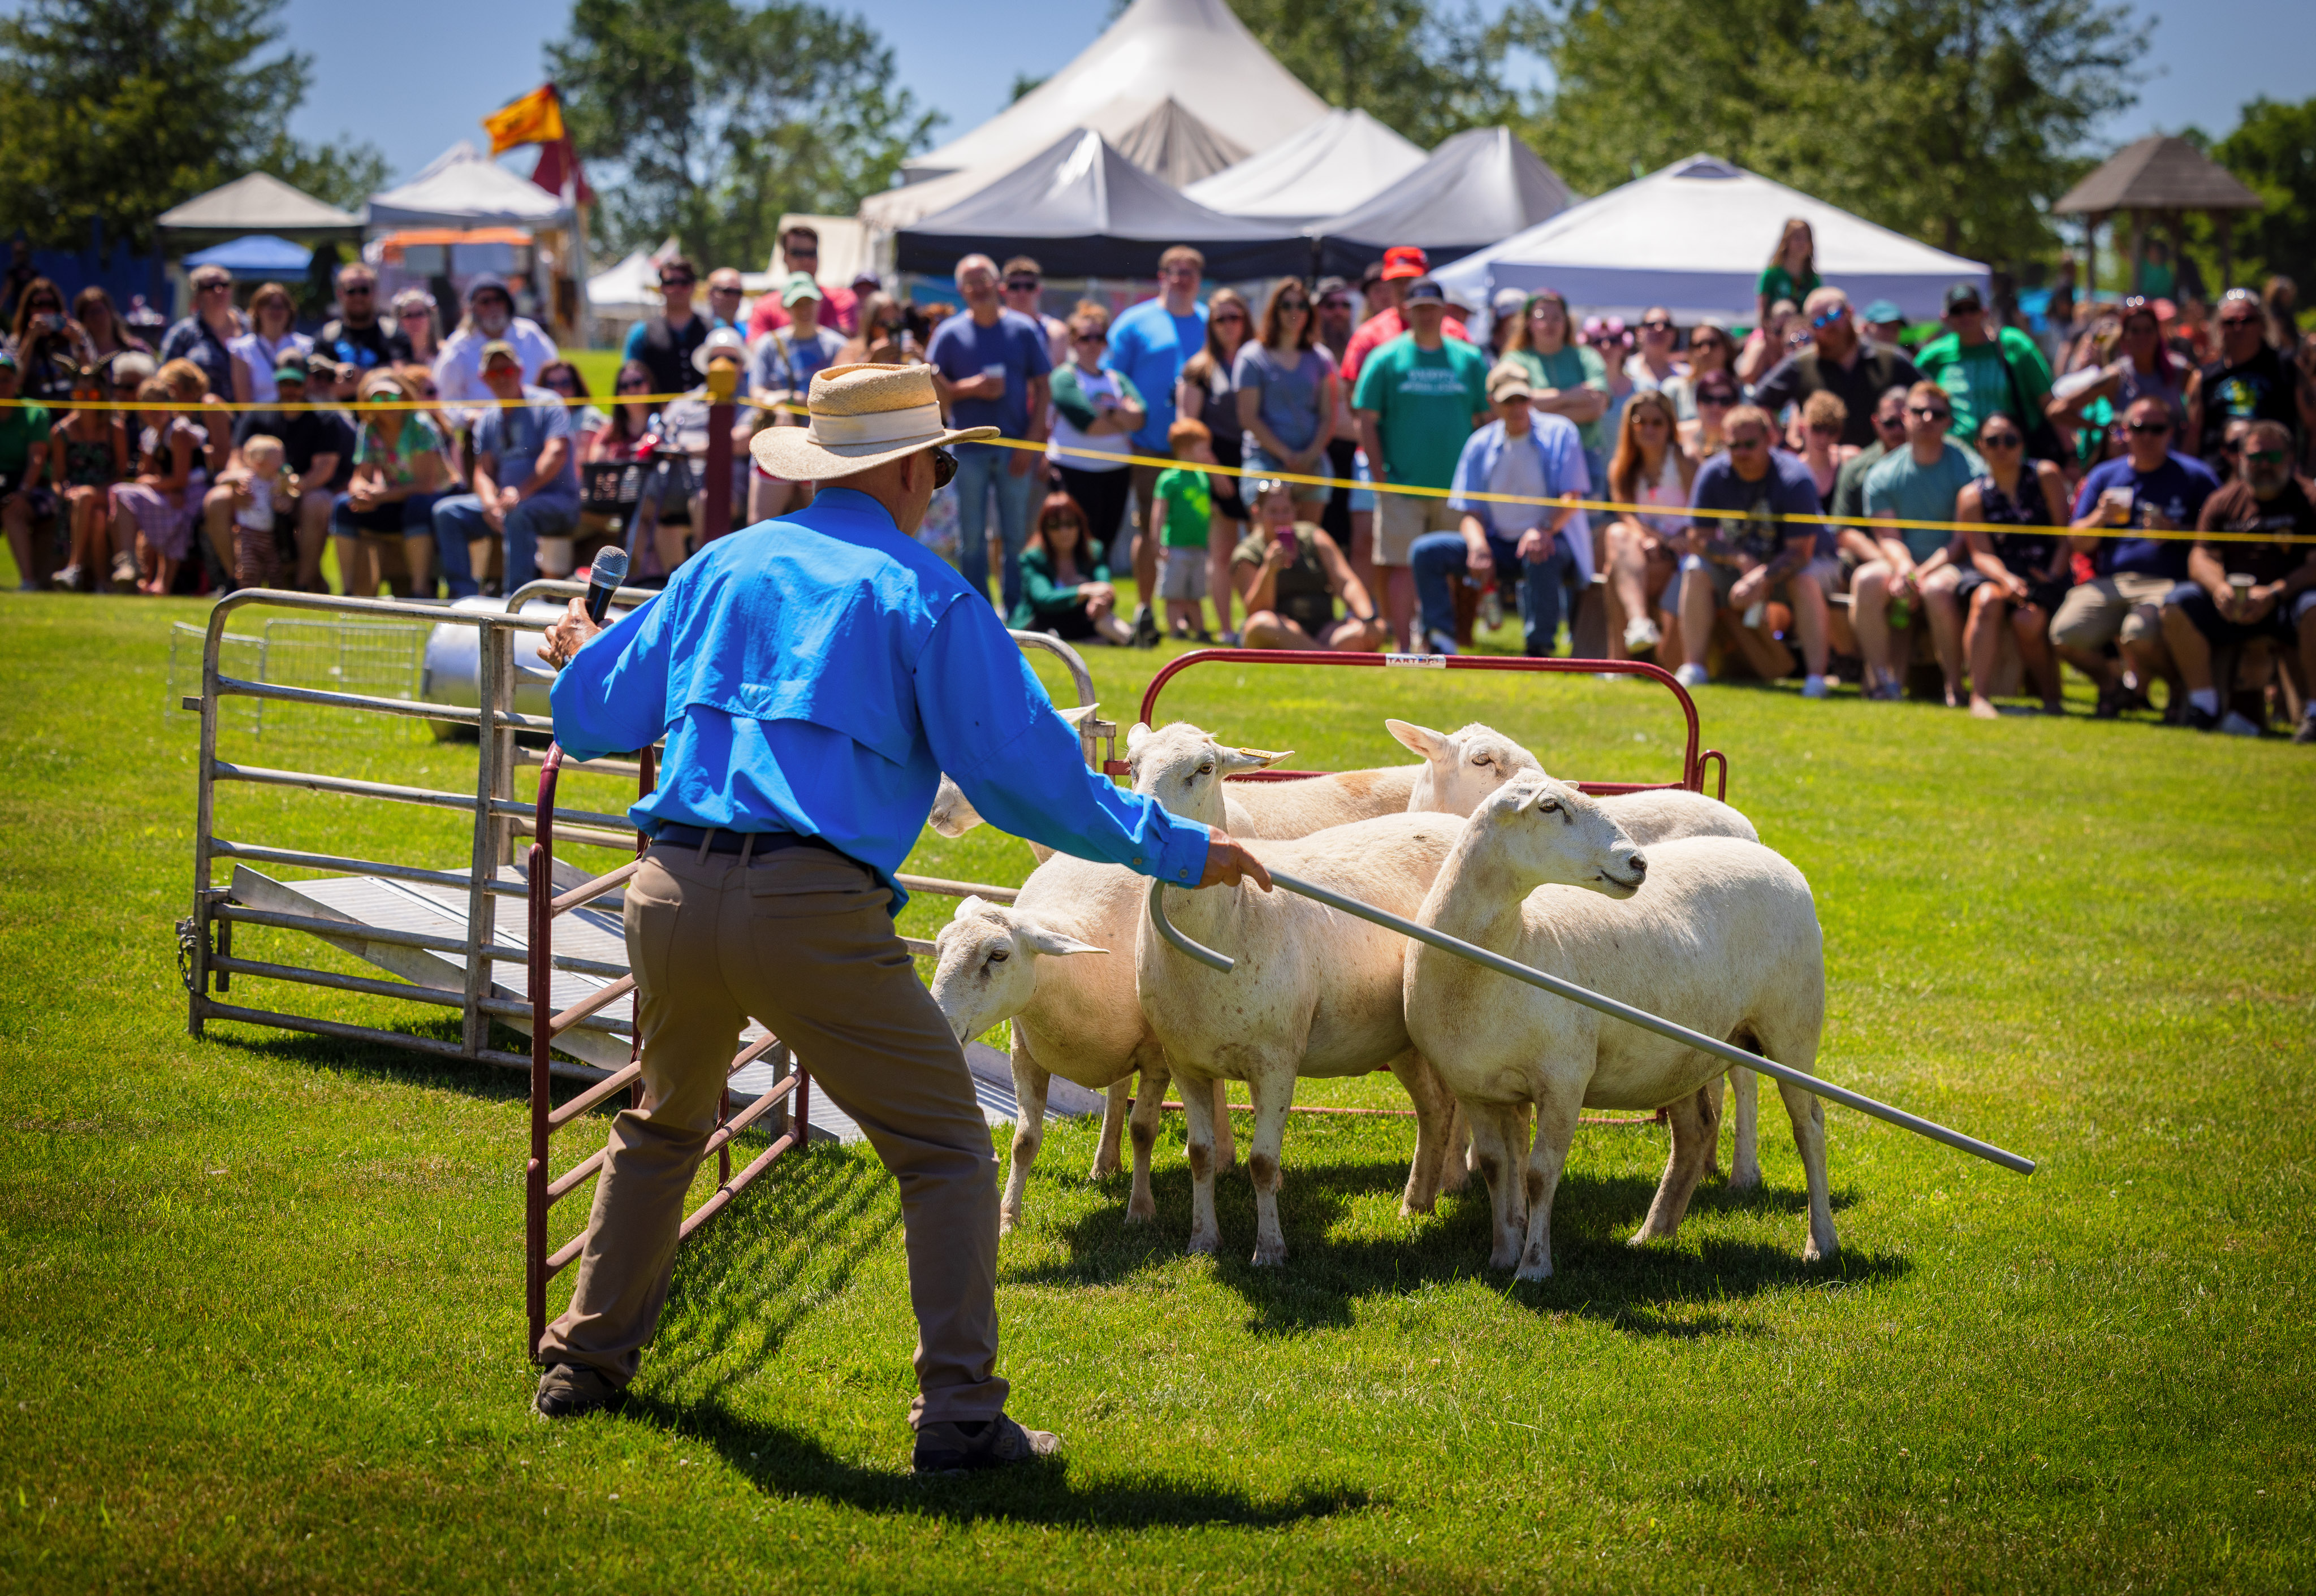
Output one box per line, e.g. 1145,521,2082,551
548,487,1212,910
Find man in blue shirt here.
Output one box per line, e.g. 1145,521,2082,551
926,254,1052,618
531,362,1268,1469
1104,245,1208,641
1674,403,1837,696
429,343,582,598
2052,395,2223,717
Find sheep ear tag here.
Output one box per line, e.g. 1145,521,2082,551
1221,745,1293,773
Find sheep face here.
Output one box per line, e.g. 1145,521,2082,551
1477,776,1648,897
927,775,983,838
1389,719,1545,817
927,896,1106,1044
1124,721,1292,828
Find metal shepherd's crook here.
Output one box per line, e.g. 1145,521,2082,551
1147,873,2037,1177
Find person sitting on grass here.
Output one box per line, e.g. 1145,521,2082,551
1853,382,1978,704
1153,417,1216,641
46,364,128,592
1673,404,1835,696
2159,419,2316,739
1953,412,2073,718
1008,491,1134,646
1415,364,1587,657
1232,477,1388,653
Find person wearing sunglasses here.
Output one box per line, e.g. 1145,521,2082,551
1953,412,2075,718
433,274,556,417
2194,287,2316,468
2051,295,2197,451
1674,402,1836,695
746,224,858,341
621,254,711,401
530,362,1270,1460
315,263,408,378
1911,282,2054,453
2158,418,2316,739
1752,288,1922,450
1680,373,1740,457
999,256,1069,371
926,253,1053,618
1854,382,1978,703
1043,302,1143,599
2051,395,2222,717
156,265,245,404
1662,320,1732,425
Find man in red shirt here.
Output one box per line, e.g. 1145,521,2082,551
747,224,859,339
1337,246,1472,389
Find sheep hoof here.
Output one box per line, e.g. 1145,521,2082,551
1804,1237,1838,1264
1399,1194,1436,1218
1089,1155,1120,1179
1514,1254,1553,1282
1186,1230,1220,1256
1728,1165,1762,1192
1251,1241,1287,1267
1124,1197,1156,1224
1488,1245,1521,1271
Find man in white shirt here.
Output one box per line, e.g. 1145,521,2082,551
431,274,557,418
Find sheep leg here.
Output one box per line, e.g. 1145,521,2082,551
1726,1066,1761,1190
1385,1050,1456,1217
1441,1098,1473,1195
1177,1067,1224,1256
1776,1079,1839,1262
1210,1076,1237,1171
1630,1082,1717,1246
1243,1065,1298,1266
1001,1040,1052,1236
1091,1078,1130,1180
1516,1076,1588,1282
1466,1102,1530,1271
1124,1057,1168,1224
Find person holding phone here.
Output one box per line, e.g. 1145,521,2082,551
1231,477,1387,652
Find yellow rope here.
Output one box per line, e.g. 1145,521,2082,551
8,394,2305,547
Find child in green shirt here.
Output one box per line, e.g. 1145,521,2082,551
1155,417,1218,639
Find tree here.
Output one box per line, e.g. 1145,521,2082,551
1531,0,2149,271
549,0,940,269
1226,0,1552,150
2211,96,2316,296
0,0,387,252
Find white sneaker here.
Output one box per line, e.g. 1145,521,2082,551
1480,589,1504,630
1424,629,1460,656
1622,616,1662,652
49,564,81,591
1801,674,1830,699
1673,663,1709,689
2218,710,2261,738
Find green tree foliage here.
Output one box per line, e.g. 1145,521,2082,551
1227,0,1551,150
2210,96,2316,295
0,0,386,252
1532,0,2148,270
549,0,940,269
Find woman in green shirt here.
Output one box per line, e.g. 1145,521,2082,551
1008,490,1135,645
1758,218,1819,327
1497,290,1610,482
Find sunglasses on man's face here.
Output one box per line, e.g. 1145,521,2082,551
1641,319,1673,332
931,447,957,490
1727,434,1767,451
2126,419,2172,435
1909,405,1952,422
1807,422,1840,436
661,276,694,289
2218,315,2260,330
1811,308,1849,330
339,284,372,296
1074,331,1107,345
2245,448,2288,465
1697,393,1735,408
709,283,742,296
1979,431,2023,450
788,249,818,263
1005,279,1039,293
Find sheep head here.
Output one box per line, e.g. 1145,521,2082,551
929,705,1102,839
1389,719,1545,817
1124,721,1291,829
927,895,1106,1044
1474,775,1647,898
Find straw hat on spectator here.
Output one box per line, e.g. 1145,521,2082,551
750,363,996,481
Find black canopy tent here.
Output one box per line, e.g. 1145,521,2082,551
1307,127,1576,278
895,129,1310,281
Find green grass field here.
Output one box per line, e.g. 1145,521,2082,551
3,590,2312,1592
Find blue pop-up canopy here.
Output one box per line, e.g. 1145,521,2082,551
183,233,314,279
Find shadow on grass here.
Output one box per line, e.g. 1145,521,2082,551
203,1014,640,1118
619,1390,1373,1527
1010,1151,1903,1336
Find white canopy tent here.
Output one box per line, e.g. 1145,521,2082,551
898,0,1328,187
157,172,359,235
1182,109,1427,227
365,142,573,230
585,249,662,322
1434,154,1987,324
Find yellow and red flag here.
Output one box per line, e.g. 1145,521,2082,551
485,85,565,155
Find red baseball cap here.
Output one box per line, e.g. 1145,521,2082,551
1380,246,1428,281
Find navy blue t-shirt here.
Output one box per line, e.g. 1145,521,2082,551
2069,452,2221,579
1690,448,1825,561
926,308,1053,444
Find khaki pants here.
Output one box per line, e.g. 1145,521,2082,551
538,842,1006,1428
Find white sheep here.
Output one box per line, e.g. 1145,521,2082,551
1403,776,1837,1281
1130,721,1483,1265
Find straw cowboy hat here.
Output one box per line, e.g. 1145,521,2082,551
750,362,999,482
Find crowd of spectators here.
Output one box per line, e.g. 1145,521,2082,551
7,216,2311,742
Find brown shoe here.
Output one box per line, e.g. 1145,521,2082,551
534,1361,626,1418
911,1412,1062,1473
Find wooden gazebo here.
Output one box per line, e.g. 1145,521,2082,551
2055,135,2263,301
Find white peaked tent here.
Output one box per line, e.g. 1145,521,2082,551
585,249,663,322
1183,110,1427,227
900,0,1329,185
158,172,359,235
365,142,573,230
1433,154,1988,323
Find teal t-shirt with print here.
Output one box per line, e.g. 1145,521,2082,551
1864,440,1985,562
1352,335,1492,489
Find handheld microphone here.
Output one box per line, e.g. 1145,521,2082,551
584,547,629,625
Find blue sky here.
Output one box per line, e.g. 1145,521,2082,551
278,0,2311,187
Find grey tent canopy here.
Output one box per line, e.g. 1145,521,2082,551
157,172,359,237
1184,109,1429,228
1107,98,1252,189
1308,128,1576,277
895,129,1308,280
